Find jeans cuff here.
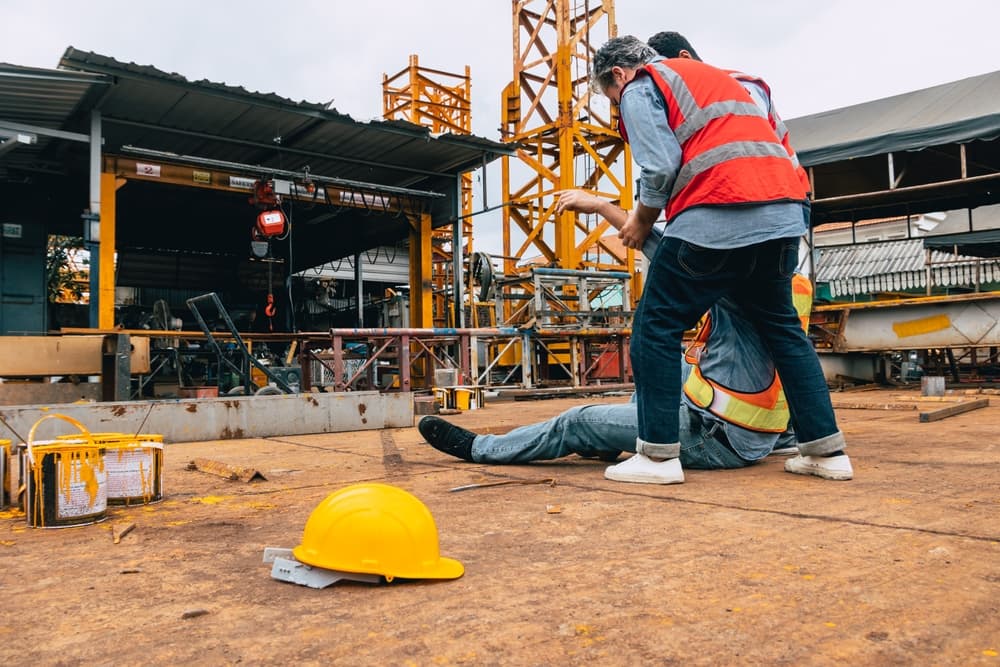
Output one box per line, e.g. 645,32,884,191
636,437,680,459
796,430,846,457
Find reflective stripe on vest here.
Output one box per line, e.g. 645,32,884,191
728,70,812,195
619,58,808,221
683,273,814,433
684,364,791,433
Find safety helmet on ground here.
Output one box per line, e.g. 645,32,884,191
293,483,464,581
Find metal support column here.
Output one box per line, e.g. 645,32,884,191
101,333,131,401
98,172,118,329
408,212,433,328
354,252,363,327
87,111,101,328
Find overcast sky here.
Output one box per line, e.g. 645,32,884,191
3,0,998,254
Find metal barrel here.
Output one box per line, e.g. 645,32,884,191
22,415,107,528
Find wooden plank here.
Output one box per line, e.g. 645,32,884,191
893,394,964,403
832,402,918,411
919,398,989,423
187,458,267,482
0,336,149,376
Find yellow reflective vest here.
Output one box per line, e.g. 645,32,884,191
683,274,813,433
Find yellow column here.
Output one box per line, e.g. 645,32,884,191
409,211,433,328
98,173,119,329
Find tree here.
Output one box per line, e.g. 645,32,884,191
46,235,88,303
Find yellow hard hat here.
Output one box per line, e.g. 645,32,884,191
293,483,464,582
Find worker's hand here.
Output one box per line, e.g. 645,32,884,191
555,189,604,215
619,211,654,250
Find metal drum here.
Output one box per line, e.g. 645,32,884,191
22,415,107,528
95,434,164,506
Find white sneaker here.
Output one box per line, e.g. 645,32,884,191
604,454,684,485
784,454,853,480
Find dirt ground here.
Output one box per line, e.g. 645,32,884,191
1,388,998,666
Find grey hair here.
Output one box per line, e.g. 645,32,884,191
591,36,658,93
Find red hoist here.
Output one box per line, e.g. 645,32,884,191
249,180,287,331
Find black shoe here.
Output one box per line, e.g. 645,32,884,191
418,416,476,462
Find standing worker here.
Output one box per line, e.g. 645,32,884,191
591,35,851,484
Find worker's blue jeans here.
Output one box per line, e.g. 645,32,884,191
472,402,763,470
633,235,844,456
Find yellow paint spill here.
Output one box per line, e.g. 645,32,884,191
0,509,24,519
0,540,14,547
166,520,191,526
783,564,798,571
246,501,277,510
575,624,592,636
983,649,998,657
190,495,230,505
801,574,816,580
892,313,950,338
825,622,837,628
883,497,913,505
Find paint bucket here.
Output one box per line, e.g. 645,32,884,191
22,414,107,528
0,438,10,509
99,434,164,506
57,433,164,505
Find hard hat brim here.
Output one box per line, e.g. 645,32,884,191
424,555,464,580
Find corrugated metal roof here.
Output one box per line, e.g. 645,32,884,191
787,69,1000,167
0,63,109,176
816,238,1000,297
56,48,512,191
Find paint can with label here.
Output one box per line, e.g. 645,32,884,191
22,415,107,528
94,434,164,506
57,432,164,505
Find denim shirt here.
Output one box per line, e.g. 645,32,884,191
620,68,807,250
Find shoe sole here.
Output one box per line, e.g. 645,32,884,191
784,464,853,481
768,447,798,456
604,470,685,485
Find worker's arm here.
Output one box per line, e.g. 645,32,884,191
617,77,680,249
555,190,627,229
555,189,663,258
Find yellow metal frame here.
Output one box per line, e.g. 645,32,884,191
94,157,430,330
501,0,637,322
383,55,475,326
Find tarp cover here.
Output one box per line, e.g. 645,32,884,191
787,70,1000,167
923,229,1000,258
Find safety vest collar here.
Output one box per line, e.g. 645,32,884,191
643,61,768,145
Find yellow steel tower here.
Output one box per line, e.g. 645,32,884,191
501,0,636,313
383,55,474,326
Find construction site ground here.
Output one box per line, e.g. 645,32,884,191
1,387,999,665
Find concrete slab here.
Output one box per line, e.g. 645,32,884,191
0,391,413,443
0,389,997,664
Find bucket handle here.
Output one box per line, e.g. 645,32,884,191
26,414,94,466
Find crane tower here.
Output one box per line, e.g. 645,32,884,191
383,55,474,326
501,0,637,308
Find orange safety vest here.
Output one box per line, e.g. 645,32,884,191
618,58,808,222
683,274,813,433
726,70,812,196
